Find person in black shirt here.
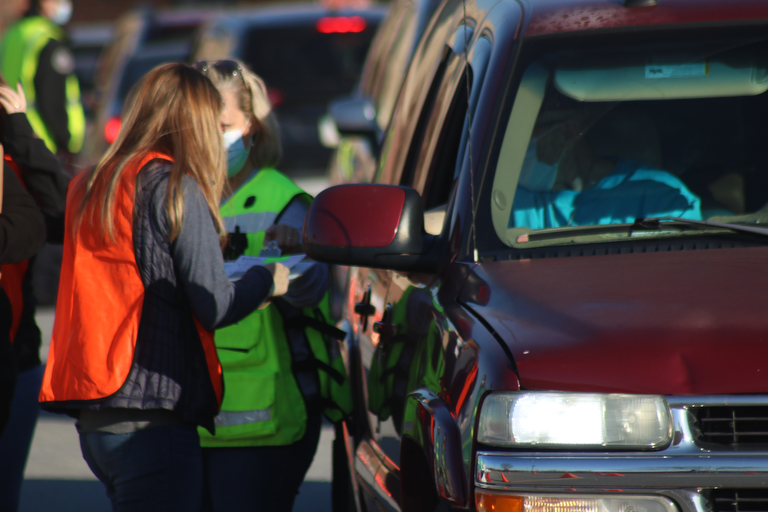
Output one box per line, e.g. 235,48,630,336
0,143,46,435
0,73,69,512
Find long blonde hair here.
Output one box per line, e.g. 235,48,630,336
202,60,282,170
77,63,226,242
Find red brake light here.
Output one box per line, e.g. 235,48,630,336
266,87,285,109
316,16,367,34
105,116,122,144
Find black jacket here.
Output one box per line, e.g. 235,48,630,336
0,161,46,263
2,112,69,371
0,157,47,435
35,36,75,154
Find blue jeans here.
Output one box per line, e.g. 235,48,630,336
0,364,43,512
79,421,203,512
202,411,322,512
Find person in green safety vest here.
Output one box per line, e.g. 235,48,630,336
0,0,85,163
193,59,353,512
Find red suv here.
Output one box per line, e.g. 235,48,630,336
303,0,768,511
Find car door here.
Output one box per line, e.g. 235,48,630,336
351,17,495,512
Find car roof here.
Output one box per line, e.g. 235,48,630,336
144,6,224,27
69,22,114,47
206,2,388,31
522,0,768,37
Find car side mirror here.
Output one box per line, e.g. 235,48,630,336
302,184,439,272
328,97,381,153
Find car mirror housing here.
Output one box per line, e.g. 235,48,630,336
302,184,439,272
329,97,381,150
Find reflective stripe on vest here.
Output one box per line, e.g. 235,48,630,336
219,168,304,253
0,157,29,342
39,153,223,406
214,408,271,428
0,17,85,153
223,211,277,234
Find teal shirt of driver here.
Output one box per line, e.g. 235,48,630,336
510,159,703,229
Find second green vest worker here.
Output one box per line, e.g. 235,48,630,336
0,0,85,158
193,59,352,512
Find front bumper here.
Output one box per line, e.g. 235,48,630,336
476,395,768,512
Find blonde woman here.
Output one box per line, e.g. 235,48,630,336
39,63,289,512
194,60,346,512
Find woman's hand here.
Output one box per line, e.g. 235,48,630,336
264,224,302,254
263,262,290,297
0,83,27,115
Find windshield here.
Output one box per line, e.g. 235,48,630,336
242,24,377,106
489,33,768,249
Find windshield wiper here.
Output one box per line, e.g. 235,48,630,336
516,217,768,243
640,217,768,237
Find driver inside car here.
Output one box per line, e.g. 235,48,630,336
510,105,703,229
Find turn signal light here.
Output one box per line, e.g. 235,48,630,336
476,493,523,512
267,87,285,108
476,493,678,512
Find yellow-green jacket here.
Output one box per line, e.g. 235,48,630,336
0,16,85,154
199,169,352,448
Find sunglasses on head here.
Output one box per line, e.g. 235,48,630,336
192,60,243,80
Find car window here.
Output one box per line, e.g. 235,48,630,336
488,32,768,249
403,33,492,232
241,24,377,102
115,43,190,110
398,53,456,190
192,24,234,62
359,0,419,131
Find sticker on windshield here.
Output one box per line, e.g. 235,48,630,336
645,58,708,79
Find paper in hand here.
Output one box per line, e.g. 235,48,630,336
224,253,308,281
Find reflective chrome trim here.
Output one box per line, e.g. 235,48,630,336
476,453,768,488
355,440,400,511
666,394,768,407
214,408,271,427
223,212,278,234
665,491,712,512
475,396,768,512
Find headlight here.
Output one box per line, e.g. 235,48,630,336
477,392,672,449
475,493,678,512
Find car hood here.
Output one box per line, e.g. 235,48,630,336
463,246,768,395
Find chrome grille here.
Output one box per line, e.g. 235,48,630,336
711,490,768,512
695,406,768,446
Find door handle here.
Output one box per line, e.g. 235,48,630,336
372,320,394,336
354,302,375,317
373,303,394,337
354,286,375,330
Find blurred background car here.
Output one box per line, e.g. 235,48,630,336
192,3,387,176
68,22,113,125
80,5,221,169
320,0,441,186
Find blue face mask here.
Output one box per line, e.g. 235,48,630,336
223,129,250,177
518,135,564,192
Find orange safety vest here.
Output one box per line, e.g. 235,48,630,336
39,153,223,407
0,156,30,342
